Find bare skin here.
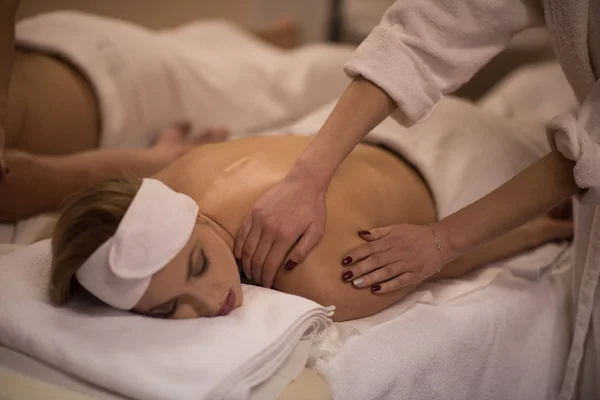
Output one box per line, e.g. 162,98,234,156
0,19,300,221
135,135,573,322
0,0,20,180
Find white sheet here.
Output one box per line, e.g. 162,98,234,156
319,258,571,400
477,61,578,123
0,241,334,400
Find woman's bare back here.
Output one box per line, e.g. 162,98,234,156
155,135,436,320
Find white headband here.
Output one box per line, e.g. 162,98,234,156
75,179,199,310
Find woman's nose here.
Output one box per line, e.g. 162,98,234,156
186,287,227,313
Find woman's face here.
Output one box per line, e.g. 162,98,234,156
133,215,243,319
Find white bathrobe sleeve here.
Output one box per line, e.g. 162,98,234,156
547,81,600,204
344,0,543,126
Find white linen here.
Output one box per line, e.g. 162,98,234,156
319,255,571,400
0,339,319,400
477,61,578,123
0,240,334,400
15,11,353,149
0,224,14,244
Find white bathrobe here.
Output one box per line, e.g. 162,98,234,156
345,1,600,399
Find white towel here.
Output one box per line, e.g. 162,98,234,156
319,255,571,400
477,61,578,123
16,11,353,149
0,240,334,400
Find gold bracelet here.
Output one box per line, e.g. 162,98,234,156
427,223,443,272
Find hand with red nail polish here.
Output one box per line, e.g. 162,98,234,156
284,260,298,271
340,224,447,294
233,171,327,289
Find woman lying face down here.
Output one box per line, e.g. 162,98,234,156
50,136,573,322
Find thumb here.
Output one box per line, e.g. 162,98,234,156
358,226,393,241
286,223,324,265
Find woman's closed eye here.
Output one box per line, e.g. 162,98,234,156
145,243,210,319
189,243,209,281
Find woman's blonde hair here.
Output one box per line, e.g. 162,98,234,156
50,177,142,305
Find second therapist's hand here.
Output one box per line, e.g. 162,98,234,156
234,173,327,288
341,224,445,294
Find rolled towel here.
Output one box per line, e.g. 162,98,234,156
0,240,334,400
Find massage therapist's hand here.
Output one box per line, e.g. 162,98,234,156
341,224,446,294
235,172,327,288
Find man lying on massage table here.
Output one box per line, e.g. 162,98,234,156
1,11,350,221
49,129,573,322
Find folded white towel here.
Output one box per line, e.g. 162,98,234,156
0,240,334,400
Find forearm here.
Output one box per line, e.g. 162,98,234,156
290,77,396,187
433,223,543,280
0,148,167,220
438,149,580,264
53,148,170,184
0,0,19,125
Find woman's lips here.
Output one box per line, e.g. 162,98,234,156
216,289,236,316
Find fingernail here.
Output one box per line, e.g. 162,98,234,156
371,284,381,292
352,277,365,287
358,230,370,236
342,256,352,266
342,271,353,281
284,260,297,271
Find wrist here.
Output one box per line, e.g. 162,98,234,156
434,219,465,265
520,218,552,248
286,155,332,192
141,147,174,175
